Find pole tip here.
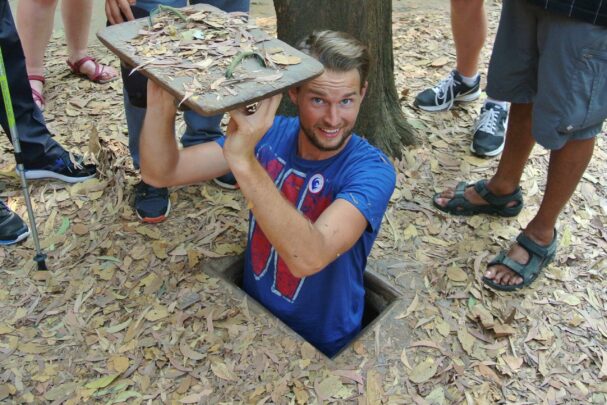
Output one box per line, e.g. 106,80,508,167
34,253,48,271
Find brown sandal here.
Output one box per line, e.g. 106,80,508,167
28,75,45,110
67,56,117,84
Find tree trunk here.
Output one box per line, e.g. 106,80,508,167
273,0,416,158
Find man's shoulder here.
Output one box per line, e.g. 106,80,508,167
347,135,395,171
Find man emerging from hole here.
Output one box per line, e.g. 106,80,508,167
139,30,396,357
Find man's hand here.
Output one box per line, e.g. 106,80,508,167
223,94,282,167
146,79,178,117
106,0,136,24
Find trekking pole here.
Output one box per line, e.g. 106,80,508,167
0,46,47,270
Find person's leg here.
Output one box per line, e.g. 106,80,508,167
451,0,486,78
453,0,509,158
434,102,535,208
2,0,64,165
1,1,96,182
183,0,250,188
182,0,250,148
115,0,186,222
16,0,57,109
484,137,595,286
62,0,117,82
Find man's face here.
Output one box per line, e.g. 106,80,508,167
289,69,367,160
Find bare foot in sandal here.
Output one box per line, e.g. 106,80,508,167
434,183,489,208
483,227,558,290
433,180,523,217
67,56,118,83
28,75,45,110
484,243,529,286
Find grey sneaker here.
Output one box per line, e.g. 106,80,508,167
471,102,508,157
414,70,481,112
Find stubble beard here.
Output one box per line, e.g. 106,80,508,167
301,124,353,153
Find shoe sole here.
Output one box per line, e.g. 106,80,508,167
0,229,30,245
24,169,96,184
415,89,482,112
470,140,504,157
213,177,239,190
136,200,171,224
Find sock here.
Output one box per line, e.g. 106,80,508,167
484,97,509,110
458,72,479,87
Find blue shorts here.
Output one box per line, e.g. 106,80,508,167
487,0,607,150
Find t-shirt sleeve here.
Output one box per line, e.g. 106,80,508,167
336,149,396,233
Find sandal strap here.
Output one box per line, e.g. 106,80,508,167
31,88,45,105
516,230,558,259
28,74,45,84
487,229,559,287
488,252,527,280
488,251,543,284
474,180,522,206
68,56,95,73
68,56,107,82
453,181,468,198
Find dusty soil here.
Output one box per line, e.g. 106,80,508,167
1,1,606,404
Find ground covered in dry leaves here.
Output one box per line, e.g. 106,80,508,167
1,2,606,404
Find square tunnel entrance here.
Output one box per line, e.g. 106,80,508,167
204,255,404,359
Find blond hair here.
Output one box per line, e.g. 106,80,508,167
297,30,370,86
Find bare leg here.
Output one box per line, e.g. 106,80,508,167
434,103,535,208
485,137,596,286
16,0,58,108
62,0,117,81
451,0,487,77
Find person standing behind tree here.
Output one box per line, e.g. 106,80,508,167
414,0,510,158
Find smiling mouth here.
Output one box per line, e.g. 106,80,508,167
318,127,341,138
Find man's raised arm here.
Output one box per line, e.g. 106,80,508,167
139,80,230,188
223,101,369,279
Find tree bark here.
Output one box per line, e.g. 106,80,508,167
273,0,416,157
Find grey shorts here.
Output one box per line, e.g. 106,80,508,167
486,0,607,150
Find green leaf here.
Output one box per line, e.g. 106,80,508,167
110,390,142,404
85,374,119,390
57,217,70,235
407,118,426,130
98,256,121,263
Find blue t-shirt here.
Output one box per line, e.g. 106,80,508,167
217,116,396,357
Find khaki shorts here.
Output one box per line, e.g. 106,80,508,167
487,0,607,150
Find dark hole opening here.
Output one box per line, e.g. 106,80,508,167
206,256,402,359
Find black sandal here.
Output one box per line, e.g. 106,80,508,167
482,230,558,291
432,180,523,217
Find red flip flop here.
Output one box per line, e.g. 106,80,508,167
28,74,45,110
67,56,117,84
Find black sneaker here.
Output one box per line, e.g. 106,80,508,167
0,200,30,245
470,102,509,157
24,152,96,183
134,181,170,223
212,172,239,190
414,70,481,112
